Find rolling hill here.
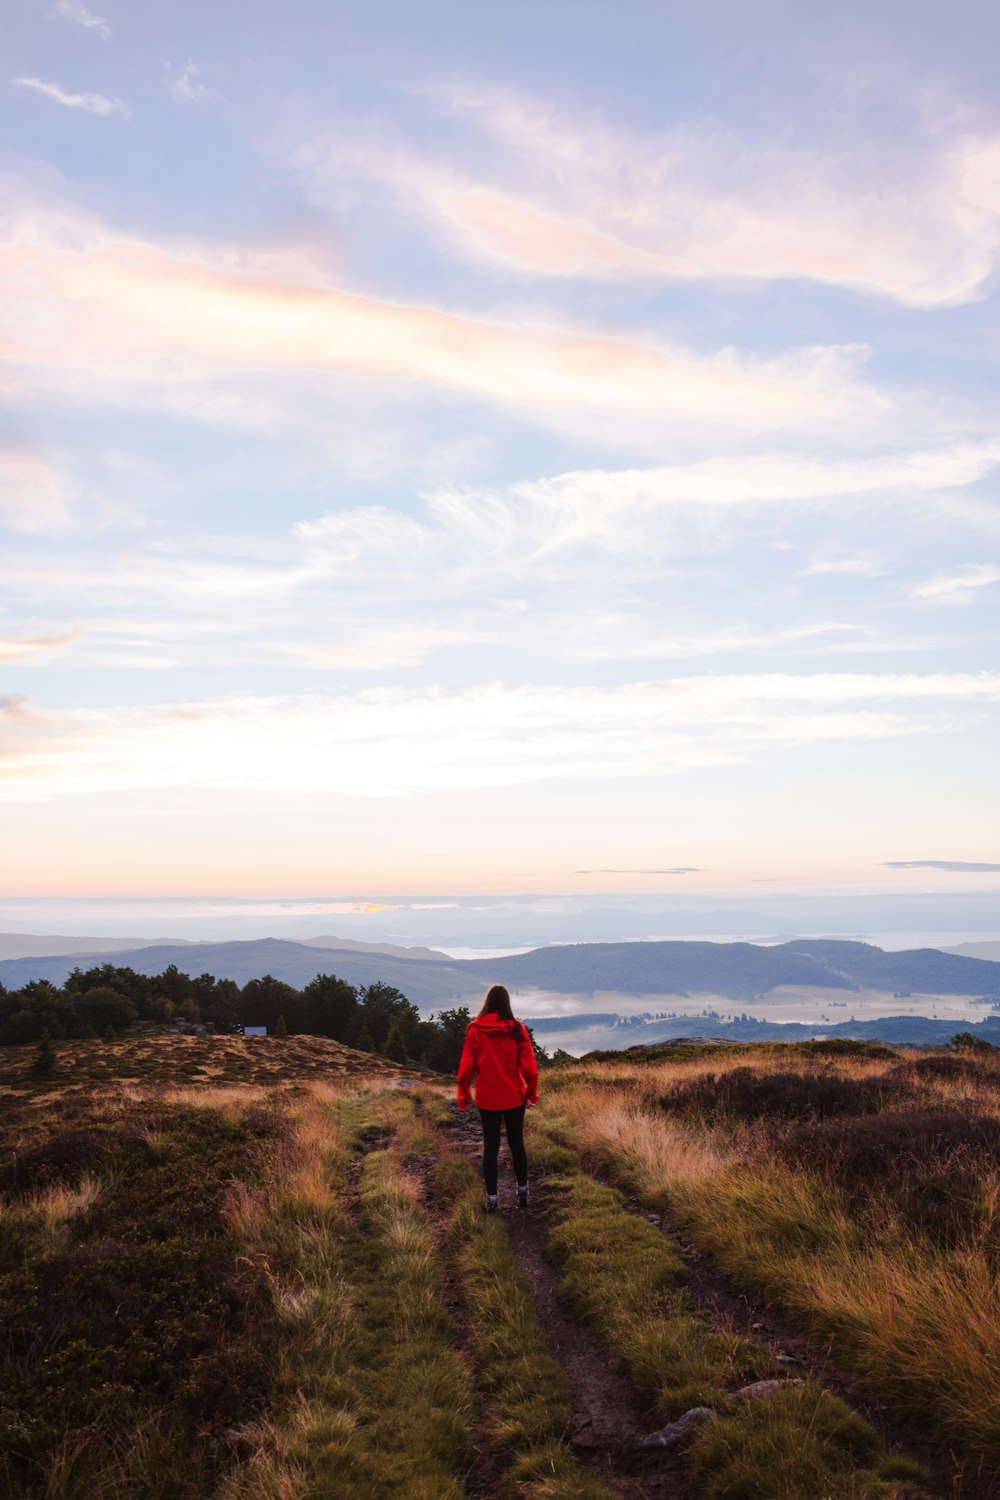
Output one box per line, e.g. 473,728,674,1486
2,935,999,1011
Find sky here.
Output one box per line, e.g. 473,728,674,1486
2,0,999,905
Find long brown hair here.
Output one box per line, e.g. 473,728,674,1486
477,984,524,1040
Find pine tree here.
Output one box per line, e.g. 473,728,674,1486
31,1030,57,1077
275,1014,288,1038
383,1020,408,1064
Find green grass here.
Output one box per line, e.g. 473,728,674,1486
220,1090,474,1500
543,1168,775,1421
531,1117,931,1499
436,1150,616,1500
691,1384,923,1500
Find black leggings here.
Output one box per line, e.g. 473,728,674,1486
478,1105,528,1195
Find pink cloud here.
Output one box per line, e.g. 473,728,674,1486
296,85,1000,307
0,443,73,533
0,205,849,430
0,633,80,664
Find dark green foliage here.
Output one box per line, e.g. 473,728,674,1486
356,981,420,1051
29,1030,56,1077
241,974,303,1033
416,1006,471,1071
302,971,358,1037
951,1030,997,1053
382,1020,408,1063
2,964,482,1069
0,1100,280,1493
274,1014,288,1038
581,1041,739,1065
784,1038,898,1061
1,1126,112,1196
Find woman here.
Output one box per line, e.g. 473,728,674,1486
457,984,539,1213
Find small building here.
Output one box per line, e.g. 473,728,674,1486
242,1026,267,1038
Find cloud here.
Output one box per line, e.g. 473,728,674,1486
910,564,1000,603
167,63,218,107
14,77,129,118
2,673,998,804
574,867,700,875
0,445,73,533
52,0,111,36
0,632,80,664
294,441,1000,601
290,83,1000,306
883,861,1000,872
0,693,43,722
2,436,994,675
801,557,884,577
0,201,873,438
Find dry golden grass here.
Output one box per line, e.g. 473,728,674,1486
552,1044,1000,1482
29,1172,103,1229
557,1088,726,1192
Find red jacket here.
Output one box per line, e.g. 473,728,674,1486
457,1015,539,1111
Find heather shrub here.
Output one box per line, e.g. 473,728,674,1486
0,1127,119,1196
783,1108,1000,1179
782,1109,1000,1248
660,1067,910,1124
0,1101,281,1490
901,1053,1000,1085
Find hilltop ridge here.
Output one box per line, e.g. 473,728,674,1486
2,935,999,1011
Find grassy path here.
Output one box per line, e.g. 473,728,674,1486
442,1094,936,1500
444,1101,684,1498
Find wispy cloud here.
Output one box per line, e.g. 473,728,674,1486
167,62,218,107
290,82,1000,306
575,867,700,875
0,445,73,533
2,673,997,804
0,201,874,440
52,0,111,36
910,564,1000,603
1,436,992,674
14,76,128,117
883,860,1000,872
801,557,884,577
0,633,79,664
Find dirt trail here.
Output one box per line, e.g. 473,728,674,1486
445,1102,978,1500
447,1105,687,1499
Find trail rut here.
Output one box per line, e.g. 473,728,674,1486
447,1104,687,1498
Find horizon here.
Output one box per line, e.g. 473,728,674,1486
1,886,999,954
3,1,999,893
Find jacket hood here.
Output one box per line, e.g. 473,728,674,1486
472,1014,521,1033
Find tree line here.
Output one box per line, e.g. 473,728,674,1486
0,962,549,1072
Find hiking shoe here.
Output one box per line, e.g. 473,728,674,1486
517,1185,529,1211
484,1194,499,1214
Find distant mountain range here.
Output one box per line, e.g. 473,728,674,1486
0,933,195,962
2,935,1000,1013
